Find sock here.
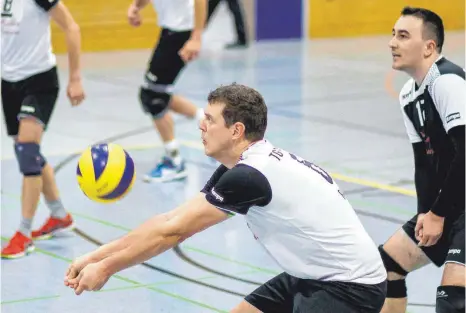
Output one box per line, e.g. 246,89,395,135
164,140,179,158
19,218,32,238
46,198,67,219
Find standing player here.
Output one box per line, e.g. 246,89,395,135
379,7,465,313
127,0,207,183
64,83,387,313
1,0,85,258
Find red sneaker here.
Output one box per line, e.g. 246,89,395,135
1,231,34,259
31,213,75,240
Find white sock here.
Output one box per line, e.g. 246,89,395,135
164,139,179,158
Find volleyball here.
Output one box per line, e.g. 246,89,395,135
76,143,136,203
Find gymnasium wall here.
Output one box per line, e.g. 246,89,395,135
51,0,465,53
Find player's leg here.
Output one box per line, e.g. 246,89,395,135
139,29,203,182
436,215,465,313
378,215,432,313
379,214,455,313
1,78,38,258
225,0,247,47
230,272,297,313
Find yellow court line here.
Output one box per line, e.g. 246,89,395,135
1,139,417,198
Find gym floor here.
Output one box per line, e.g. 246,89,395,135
1,7,464,312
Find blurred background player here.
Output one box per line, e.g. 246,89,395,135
1,0,85,258
206,0,248,48
127,0,207,183
380,7,465,313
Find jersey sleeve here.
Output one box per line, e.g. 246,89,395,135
431,74,466,133
399,81,422,143
34,0,59,12
201,164,272,215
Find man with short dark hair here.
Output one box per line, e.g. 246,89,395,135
64,83,387,313
379,6,465,313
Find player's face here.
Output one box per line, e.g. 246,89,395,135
199,102,235,158
389,16,427,71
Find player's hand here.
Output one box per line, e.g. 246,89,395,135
67,79,85,107
127,4,142,27
179,38,201,63
417,211,444,247
414,213,425,241
64,254,96,288
67,262,111,295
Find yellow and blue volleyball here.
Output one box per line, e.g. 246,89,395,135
76,143,136,203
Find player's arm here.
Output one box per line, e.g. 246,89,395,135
429,74,466,218
191,0,208,41
99,193,230,276
133,0,151,10
46,2,82,82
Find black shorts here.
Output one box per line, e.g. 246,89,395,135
145,28,191,88
245,272,387,313
1,67,59,136
402,212,465,267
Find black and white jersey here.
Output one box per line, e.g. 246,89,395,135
399,56,465,213
1,0,58,82
201,140,387,285
151,0,194,31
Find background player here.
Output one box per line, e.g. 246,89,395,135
127,0,207,183
1,0,85,258
63,83,387,313
379,7,465,313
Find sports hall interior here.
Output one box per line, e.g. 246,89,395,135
1,0,465,312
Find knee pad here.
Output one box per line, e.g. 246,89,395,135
139,86,171,119
14,142,46,176
378,245,409,298
436,286,465,313
378,245,409,276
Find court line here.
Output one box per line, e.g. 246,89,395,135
0,237,230,312
1,269,259,306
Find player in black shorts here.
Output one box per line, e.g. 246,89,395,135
379,7,465,313
1,0,84,258
127,0,207,183
64,83,387,313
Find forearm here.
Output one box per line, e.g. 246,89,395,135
64,22,81,82
88,213,174,262
100,230,181,275
133,0,150,10
430,126,465,217
191,0,207,40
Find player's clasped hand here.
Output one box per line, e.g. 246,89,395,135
64,262,111,295
415,211,445,247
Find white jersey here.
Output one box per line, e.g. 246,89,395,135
202,140,387,285
1,0,58,82
151,0,193,31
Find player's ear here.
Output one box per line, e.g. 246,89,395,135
424,39,436,58
231,122,245,140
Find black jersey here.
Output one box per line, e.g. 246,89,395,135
399,56,465,217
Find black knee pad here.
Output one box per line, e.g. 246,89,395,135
14,142,46,176
378,245,409,276
436,286,465,313
139,86,171,118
